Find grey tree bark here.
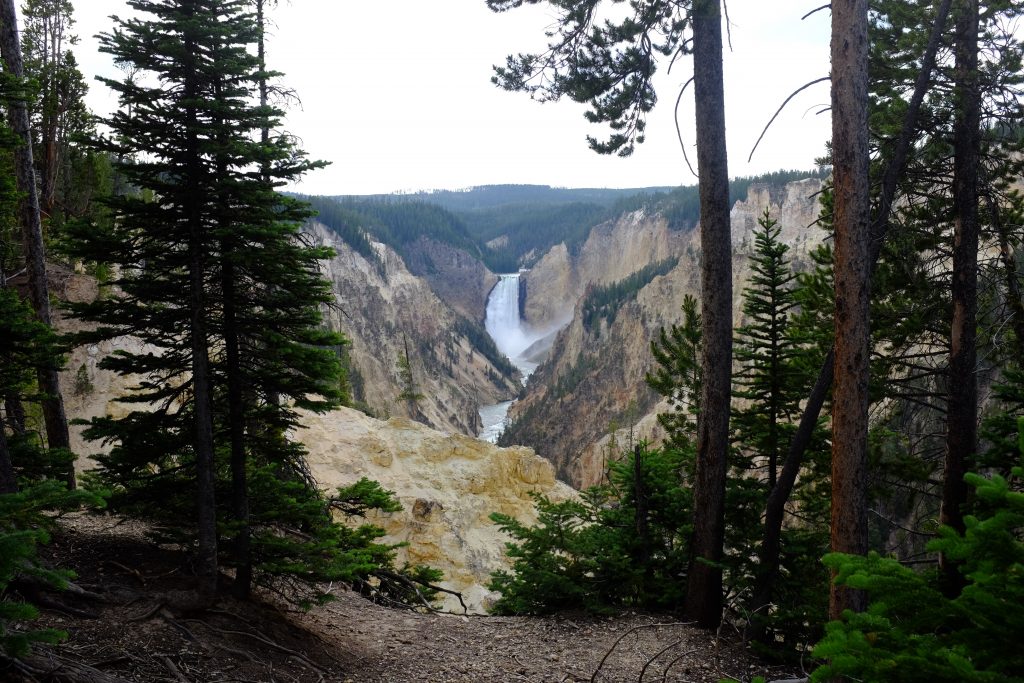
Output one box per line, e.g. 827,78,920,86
683,0,732,630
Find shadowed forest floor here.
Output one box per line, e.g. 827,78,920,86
4,515,800,683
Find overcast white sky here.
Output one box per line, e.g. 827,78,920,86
64,1,833,195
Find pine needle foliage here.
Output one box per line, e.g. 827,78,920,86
1,287,103,657
488,444,692,615
62,0,436,604
645,294,702,451
812,419,1024,682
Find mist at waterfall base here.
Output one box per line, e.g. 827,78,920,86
478,274,543,443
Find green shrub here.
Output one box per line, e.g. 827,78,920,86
488,444,692,614
0,482,105,657
811,419,1024,682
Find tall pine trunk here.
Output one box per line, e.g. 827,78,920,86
684,0,731,630
223,254,251,598
0,0,74,489
750,0,953,635
829,0,871,620
941,0,980,596
183,4,218,599
0,426,16,494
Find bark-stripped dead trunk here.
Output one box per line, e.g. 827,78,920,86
829,0,871,620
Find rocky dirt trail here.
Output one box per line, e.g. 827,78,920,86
6,515,797,683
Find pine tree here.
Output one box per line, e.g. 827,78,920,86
733,210,799,490
20,0,91,220
646,294,702,451
63,0,354,601
0,0,74,489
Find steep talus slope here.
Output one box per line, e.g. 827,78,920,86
300,406,576,613
312,222,518,435
401,234,497,321
505,179,825,487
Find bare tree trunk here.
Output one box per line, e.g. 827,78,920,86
224,255,251,599
5,393,27,435
941,0,980,597
0,0,74,489
749,0,953,635
829,0,871,621
684,0,732,631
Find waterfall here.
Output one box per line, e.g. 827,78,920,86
484,273,541,378
485,274,530,362
478,273,538,442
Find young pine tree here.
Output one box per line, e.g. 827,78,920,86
733,209,800,490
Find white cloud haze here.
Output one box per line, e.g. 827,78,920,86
66,0,833,195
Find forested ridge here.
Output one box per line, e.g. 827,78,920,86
322,169,826,274
0,0,1022,682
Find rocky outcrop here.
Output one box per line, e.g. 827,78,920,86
313,223,519,435
57,269,575,615
300,406,577,612
506,179,825,488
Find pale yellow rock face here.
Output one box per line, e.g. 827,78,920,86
299,406,577,613
312,222,519,436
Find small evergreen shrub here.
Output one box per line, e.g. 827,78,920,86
0,482,105,657
488,444,692,614
811,419,1024,682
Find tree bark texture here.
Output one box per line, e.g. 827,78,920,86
750,0,953,633
0,0,74,488
829,0,871,620
0,425,17,493
941,0,980,596
684,0,732,631
223,251,251,599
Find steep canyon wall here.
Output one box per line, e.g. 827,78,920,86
506,179,825,488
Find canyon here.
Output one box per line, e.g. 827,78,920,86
59,175,825,611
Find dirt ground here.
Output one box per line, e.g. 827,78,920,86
4,514,801,683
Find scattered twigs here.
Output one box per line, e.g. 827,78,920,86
127,601,165,622
370,569,468,615
660,648,699,682
181,619,324,674
590,623,692,683
12,649,136,683
161,655,190,683
637,639,686,681
102,560,145,586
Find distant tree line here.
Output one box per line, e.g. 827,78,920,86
301,195,380,267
